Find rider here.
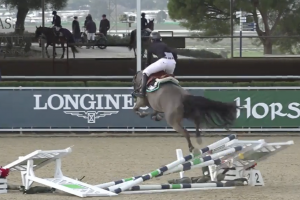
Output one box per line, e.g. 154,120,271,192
141,13,148,34
52,11,62,38
135,32,178,98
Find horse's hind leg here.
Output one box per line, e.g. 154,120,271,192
72,46,75,58
172,122,200,154
195,119,203,145
61,43,65,59
167,113,196,153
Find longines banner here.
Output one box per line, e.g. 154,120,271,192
0,87,299,130
0,88,202,129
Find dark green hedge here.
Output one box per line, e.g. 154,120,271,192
176,49,222,58
105,35,221,58
105,35,130,44
1,81,300,87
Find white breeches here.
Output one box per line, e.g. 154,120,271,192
143,58,176,76
87,33,95,40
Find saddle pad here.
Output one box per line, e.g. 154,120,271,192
146,80,179,93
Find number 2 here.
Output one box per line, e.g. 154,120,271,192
255,173,260,183
247,172,260,183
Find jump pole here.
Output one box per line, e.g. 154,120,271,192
128,183,226,191
122,187,235,195
161,146,243,175
110,135,237,193
108,145,242,192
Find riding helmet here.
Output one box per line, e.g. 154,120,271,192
150,32,162,42
52,11,57,15
141,13,145,17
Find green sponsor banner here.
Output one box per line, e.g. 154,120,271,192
204,90,300,127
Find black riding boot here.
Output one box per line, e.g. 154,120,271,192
135,73,148,98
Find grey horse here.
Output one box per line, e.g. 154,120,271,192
132,71,241,152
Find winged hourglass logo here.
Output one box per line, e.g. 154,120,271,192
63,111,119,123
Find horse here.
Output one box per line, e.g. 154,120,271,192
131,71,241,153
128,19,154,58
35,26,79,59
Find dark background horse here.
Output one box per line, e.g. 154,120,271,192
35,26,78,59
128,19,154,58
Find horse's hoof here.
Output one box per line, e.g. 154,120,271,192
192,148,201,157
189,146,194,153
196,137,203,145
151,115,161,121
140,111,148,118
152,116,162,121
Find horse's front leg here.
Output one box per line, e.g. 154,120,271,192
45,44,50,58
151,111,163,121
61,43,65,59
133,97,149,118
133,48,137,58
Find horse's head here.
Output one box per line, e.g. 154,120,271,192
147,19,154,31
35,26,43,38
131,71,143,99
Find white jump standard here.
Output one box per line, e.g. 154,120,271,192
3,147,116,197
0,179,7,194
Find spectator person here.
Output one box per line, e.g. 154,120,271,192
99,14,110,36
72,16,81,43
85,15,97,49
84,14,91,29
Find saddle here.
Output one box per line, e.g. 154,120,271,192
146,71,180,93
147,71,175,86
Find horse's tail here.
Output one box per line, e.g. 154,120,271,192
128,31,135,50
182,95,241,128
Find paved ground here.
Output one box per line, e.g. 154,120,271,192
30,44,194,59
0,136,299,200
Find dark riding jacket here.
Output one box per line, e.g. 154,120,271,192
141,17,148,30
52,15,62,27
146,41,178,66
